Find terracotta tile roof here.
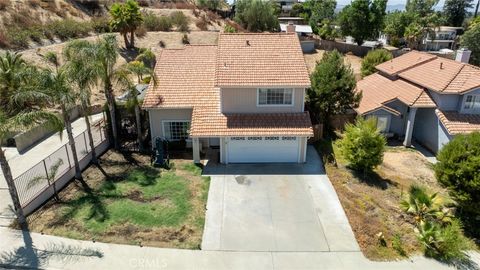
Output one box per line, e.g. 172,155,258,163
142,45,218,109
376,51,436,76
191,106,313,137
215,33,311,88
436,110,480,135
355,73,436,115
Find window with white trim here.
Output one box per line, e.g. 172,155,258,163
231,137,245,140
375,116,389,133
464,95,480,110
282,136,297,141
247,137,262,140
265,136,279,140
163,121,190,140
258,88,293,105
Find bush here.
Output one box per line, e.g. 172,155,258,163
0,0,10,10
224,24,236,33
337,117,386,172
46,19,92,40
5,27,31,48
196,15,209,30
143,11,172,31
91,16,111,33
0,31,9,48
182,33,190,44
434,132,480,235
135,25,147,38
361,49,393,77
170,11,190,32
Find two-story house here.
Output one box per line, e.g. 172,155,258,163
423,26,463,51
142,33,313,164
356,49,480,154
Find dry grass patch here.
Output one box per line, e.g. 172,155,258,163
316,139,451,260
27,150,210,249
304,49,363,80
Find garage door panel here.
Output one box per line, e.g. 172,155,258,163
227,137,299,163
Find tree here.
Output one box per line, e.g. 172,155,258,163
304,0,337,33
307,50,359,124
434,132,480,236
338,0,387,45
110,0,143,49
197,0,226,11
63,40,100,164
318,19,338,40
361,49,393,77
406,0,438,17
337,118,386,172
37,56,83,181
443,0,473,26
383,11,414,46
460,23,480,65
234,0,279,32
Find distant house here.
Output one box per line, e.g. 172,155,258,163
423,26,463,51
356,49,480,153
280,21,315,52
142,33,313,164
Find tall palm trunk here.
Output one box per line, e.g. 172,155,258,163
105,81,120,150
122,32,130,49
134,105,143,152
81,100,98,164
0,148,27,229
130,31,135,49
62,105,82,180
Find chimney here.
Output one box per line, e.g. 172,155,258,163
286,21,296,34
455,48,472,64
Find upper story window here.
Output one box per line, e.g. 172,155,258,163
257,88,293,106
464,95,480,111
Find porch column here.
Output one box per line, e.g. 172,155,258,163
192,137,200,164
403,107,417,147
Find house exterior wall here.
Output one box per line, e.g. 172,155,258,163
148,108,193,144
429,90,460,111
365,108,393,134
438,121,453,152
412,108,439,153
384,100,409,136
459,88,480,114
220,88,305,113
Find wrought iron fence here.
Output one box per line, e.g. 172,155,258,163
13,118,107,207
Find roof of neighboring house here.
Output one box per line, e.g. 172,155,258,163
376,51,480,94
399,57,480,93
355,73,436,115
376,51,437,76
215,33,311,88
436,110,480,135
279,23,313,33
191,106,313,137
142,45,218,109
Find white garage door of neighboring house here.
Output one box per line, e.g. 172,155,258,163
227,136,300,163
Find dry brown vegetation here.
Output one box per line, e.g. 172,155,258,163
317,140,449,260
304,49,363,80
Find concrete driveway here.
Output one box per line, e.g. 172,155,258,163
201,146,360,252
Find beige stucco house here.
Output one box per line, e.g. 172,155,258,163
142,33,313,164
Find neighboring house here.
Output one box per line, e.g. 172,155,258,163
356,49,480,153
276,0,300,12
142,33,313,164
280,22,315,52
422,26,463,51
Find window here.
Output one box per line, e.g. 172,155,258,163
265,137,279,140
231,137,245,140
258,88,293,106
247,137,262,140
464,95,480,110
282,136,296,141
163,121,190,140
375,116,389,133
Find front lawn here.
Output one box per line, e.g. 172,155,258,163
316,138,467,260
27,151,210,249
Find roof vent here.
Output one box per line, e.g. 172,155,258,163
246,40,250,46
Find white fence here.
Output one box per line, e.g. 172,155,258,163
14,118,109,215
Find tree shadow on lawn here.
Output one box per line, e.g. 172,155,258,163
349,169,399,190
0,226,103,269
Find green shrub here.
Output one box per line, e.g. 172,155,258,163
434,132,480,236
5,27,31,48
361,49,393,77
143,11,172,31
170,11,190,32
337,117,386,172
392,234,406,256
182,33,190,44
46,19,92,40
91,16,111,33
224,24,236,33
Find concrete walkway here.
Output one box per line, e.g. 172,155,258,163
0,227,479,270
0,113,104,227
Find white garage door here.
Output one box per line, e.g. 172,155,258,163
227,136,300,163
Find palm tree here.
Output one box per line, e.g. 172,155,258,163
36,57,83,180
400,185,445,224
63,40,100,164
109,0,143,49
1,112,62,229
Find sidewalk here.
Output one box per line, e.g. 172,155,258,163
0,113,104,227
0,227,478,270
